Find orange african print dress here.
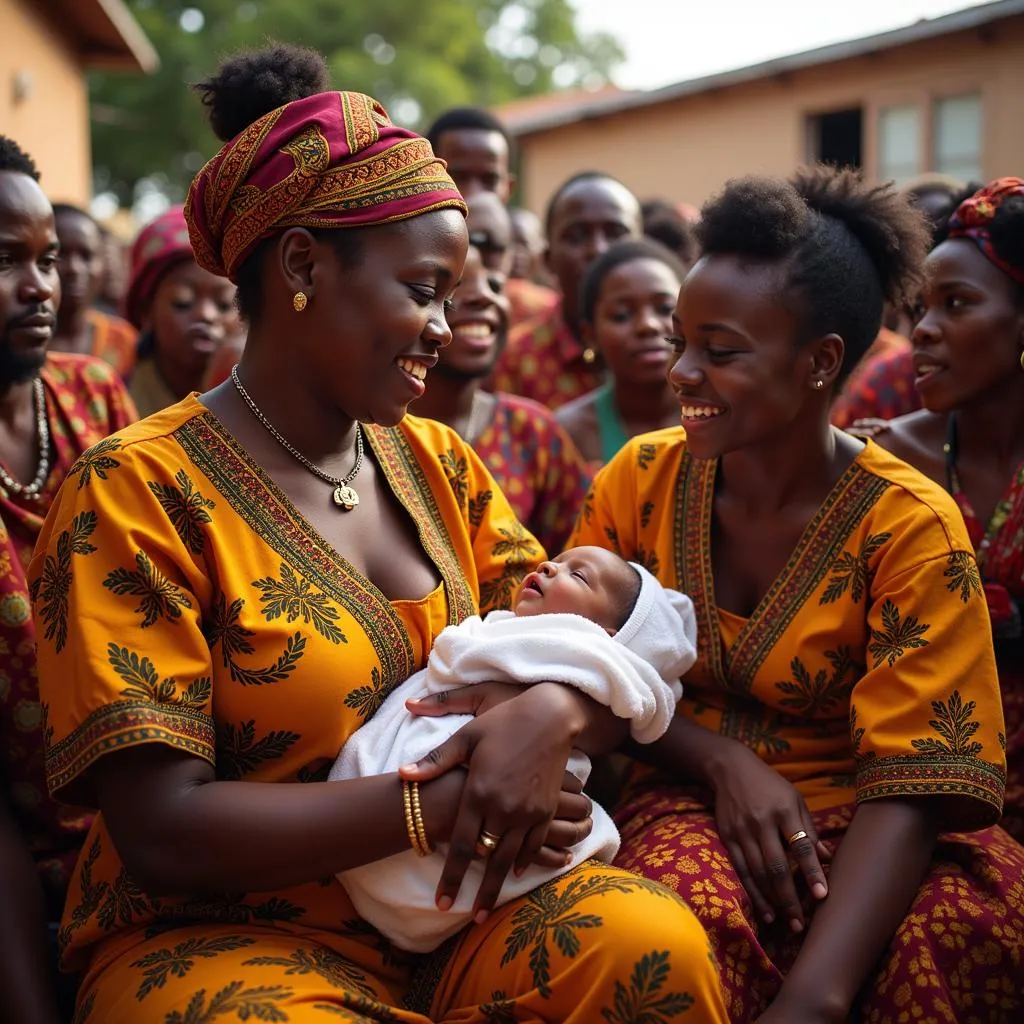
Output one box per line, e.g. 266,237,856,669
31,401,727,1023
1,353,137,919
570,430,1023,1023
489,299,604,411
473,393,591,556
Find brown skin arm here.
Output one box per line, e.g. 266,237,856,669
0,795,61,1024
92,745,467,895
93,690,600,901
757,799,938,1024
628,716,832,929
403,683,627,917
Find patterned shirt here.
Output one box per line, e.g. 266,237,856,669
473,393,592,556
31,403,542,968
1,353,137,917
86,309,139,381
490,298,605,411
506,277,559,331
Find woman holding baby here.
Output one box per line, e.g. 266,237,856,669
30,45,726,1024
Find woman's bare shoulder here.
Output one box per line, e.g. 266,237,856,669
869,410,947,478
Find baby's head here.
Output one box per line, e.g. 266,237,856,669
515,546,642,635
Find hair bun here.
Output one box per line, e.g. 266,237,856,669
791,166,928,304
195,43,331,142
697,177,808,260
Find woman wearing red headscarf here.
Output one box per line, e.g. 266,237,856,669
124,206,239,416
873,178,1024,841
30,45,726,1023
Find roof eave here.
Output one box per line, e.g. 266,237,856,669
81,0,160,74
512,0,1024,137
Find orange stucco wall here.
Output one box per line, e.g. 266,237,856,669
518,14,1024,214
0,0,91,204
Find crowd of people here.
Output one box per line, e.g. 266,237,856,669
0,39,1021,1024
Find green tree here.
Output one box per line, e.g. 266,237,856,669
89,0,623,204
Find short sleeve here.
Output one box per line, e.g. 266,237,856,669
29,440,215,807
852,528,1005,830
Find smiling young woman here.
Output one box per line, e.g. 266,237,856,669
871,178,1024,842
413,192,592,555
30,44,727,1024
571,165,1023,1023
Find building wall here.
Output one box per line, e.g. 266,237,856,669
0,0,90,203
517,14,1024,214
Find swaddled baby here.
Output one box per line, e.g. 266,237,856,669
329,545,697,952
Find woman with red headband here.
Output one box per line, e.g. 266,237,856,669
873,178,1024,842
30,45,725,1023
124,206,239,416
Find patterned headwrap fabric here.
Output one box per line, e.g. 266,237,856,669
946,177,1024,287
185,91,467,282
124,206,194,328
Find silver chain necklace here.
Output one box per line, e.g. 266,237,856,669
230,365,364,511
0,377,51,500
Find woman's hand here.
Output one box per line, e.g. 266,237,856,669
708,743,832,932
400,683,590,921
846,417,892,439
409,683,596,868
406,680,522,718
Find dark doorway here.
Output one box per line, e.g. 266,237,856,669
809,108,863,169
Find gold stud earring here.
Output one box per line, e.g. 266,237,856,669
1019,349,1024,371
293,291,308,313
814,379,825,390
582,347,597,365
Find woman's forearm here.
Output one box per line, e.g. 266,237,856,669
544,682,630,756
772,798,938,1021
0,800,61,1024
95,746,460,896
625,712,747,782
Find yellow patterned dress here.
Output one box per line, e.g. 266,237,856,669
570,429,1024,1024
31,399,727,1023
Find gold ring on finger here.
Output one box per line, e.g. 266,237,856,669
476,830,502,856
786,829,809,846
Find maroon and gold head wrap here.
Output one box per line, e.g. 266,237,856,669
946,177,1024,286
184,91,467,282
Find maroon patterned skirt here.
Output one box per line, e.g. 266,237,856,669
615,782,1024,1023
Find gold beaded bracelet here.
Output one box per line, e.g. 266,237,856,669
402,780,430,857
410,780,431,856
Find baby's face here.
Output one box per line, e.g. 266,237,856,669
514,546,632,633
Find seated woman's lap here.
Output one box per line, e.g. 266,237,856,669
615,787,1024,1024
74,863,728,1023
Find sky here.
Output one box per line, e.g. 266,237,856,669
575,0,995,91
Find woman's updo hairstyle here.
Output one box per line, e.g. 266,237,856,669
696,165,930,387
579,237,688,326
192,44,362,321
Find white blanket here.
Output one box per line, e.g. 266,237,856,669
330,610,685,952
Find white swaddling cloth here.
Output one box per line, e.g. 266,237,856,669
329,562,697,952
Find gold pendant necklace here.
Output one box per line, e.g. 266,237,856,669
231,366,364,512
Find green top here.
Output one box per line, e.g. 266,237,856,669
594,382,630,465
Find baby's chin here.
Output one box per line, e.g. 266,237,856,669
512,594,544,617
